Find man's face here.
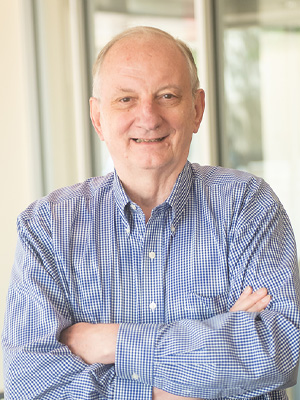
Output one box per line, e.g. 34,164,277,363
90,34,205,177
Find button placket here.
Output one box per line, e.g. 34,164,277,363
141,214,167,322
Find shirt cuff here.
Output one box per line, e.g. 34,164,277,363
115,322,160,386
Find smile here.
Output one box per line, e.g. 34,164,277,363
133,137,165,143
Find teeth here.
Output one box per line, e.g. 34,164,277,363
135,138,163,143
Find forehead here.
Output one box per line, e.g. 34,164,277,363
100,34,190,81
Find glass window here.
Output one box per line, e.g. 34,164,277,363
216,0,300,267
216,2,300,395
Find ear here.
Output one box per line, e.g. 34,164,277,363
193,89,205,133
89,97,104,141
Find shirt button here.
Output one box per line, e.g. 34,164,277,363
130,204,136,210
132,372,139,380
125,227,130,234
149,251,155,259
149,302,157,311
171,224,175,233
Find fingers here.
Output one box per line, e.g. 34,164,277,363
230,286,271,312
247,294,271,312
230,286,253,312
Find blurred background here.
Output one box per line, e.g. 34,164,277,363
1,0,300,397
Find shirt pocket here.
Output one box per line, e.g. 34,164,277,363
186,291,228,320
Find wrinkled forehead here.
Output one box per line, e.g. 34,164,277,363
101,33,188,76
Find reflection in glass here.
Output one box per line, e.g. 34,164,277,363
220,0,300,272
224,27,263,175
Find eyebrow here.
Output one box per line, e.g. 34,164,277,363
114,87,136,93
114,85,182,94
157,85,182,92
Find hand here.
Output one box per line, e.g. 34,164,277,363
152,387,203,400
230,286,271,312
59,322,119,364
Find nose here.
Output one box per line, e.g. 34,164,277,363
136,99,162,131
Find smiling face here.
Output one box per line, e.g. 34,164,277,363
90,33,205,181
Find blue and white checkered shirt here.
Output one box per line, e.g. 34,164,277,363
2,162,300,399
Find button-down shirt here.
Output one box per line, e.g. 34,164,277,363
2,162,300,399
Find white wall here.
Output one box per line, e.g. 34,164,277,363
260,30,300,255
0,0,40,392
0,1,92,392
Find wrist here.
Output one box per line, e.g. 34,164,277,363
98,323,119,364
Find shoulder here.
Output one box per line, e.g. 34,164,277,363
18,173,115,225
190,163,280,212
191,162,261,186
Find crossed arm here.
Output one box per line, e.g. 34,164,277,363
60,286,271,399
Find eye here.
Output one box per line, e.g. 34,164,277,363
162,93,176,99
158,92,181,106
120,97,132,103
113,95,136,109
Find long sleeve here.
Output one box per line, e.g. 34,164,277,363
116,311,299,399
115,180,300,399
2,219,115,400
1,171,157,400
3,163,300,399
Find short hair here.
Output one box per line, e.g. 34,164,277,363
92,26,199,98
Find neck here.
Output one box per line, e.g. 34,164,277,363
117,164,184,222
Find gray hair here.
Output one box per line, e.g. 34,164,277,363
92,26,199,98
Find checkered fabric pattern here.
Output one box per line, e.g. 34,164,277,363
2,162,300,399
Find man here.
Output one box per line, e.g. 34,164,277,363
2,26,300,399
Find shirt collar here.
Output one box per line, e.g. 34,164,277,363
165,161,193,225
113,161,193,225
113,170,130,210
113,170,132,228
